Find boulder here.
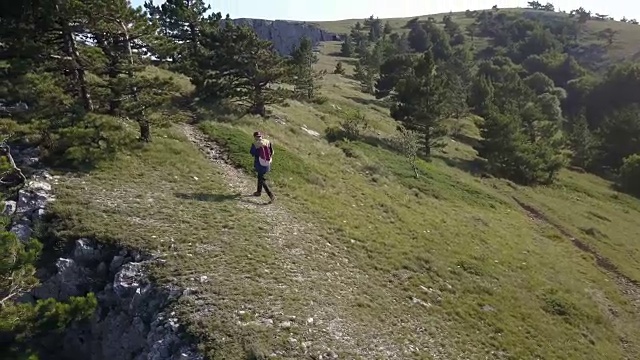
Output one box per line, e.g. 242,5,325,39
10,220,32,242
3,200,16,216
32,258,90,301
73,238,104,265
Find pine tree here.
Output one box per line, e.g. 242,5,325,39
477,94,567,184
532,113,567,183
366,16,383,42
87,0,181,142
0,232,41,307
388,50,448,157
289,37,325,100
441,71,468,119
198,22,288,116
340,35,354,57
594,104,640,170
375,54,415,99
144,0,221,79
408,23,430,52
469,74,495,117
120,75,182,142
2,0,96,112
87,0,158,114
0,1,107,153
477,107,537,183
383,21,393,36
354,39,369,57
566,111,597,169
619,154,640,196
51,0,96,112
354,42,383,94
391,33,411,54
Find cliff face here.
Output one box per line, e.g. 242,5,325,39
231,18,339,55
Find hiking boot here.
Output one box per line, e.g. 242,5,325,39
268,194,275,203
252,191,261,197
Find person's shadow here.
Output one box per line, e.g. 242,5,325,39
174,192,270,205
175,192,240,202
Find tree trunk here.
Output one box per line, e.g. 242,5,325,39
188,21,199,59
62,23,94,112
95,35,121,115
424,131,431,158
251,84,267,117
107,58,120,115
251,102,266,117
139,120,151,142
0,145,26,185
120,21,138,102
118,20,151,141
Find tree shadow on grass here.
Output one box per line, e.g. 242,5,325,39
450,133,480,149
359,134,397,152
341,59,359,67
344,95,388,108
609,183,640,201
432,154,486,176
354,133,488,178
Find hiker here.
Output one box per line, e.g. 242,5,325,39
249,131,275,203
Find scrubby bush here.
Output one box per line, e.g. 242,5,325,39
0,230,97,358
340,109,370,140
324,109,370,143
619,154,640,196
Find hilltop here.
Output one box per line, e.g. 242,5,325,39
1,2,640,360
311,7,640,72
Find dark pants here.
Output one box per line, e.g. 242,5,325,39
257,172,273,197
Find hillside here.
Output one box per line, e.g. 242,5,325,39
2,2,640,360
49,44,640,359
313,8,640,71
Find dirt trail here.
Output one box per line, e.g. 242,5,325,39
179,123,415,359
513,196,640,311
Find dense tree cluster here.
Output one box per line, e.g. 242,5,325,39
0,0,327,357
342,3,640,189
0,0,321,162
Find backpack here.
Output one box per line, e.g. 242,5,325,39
255,139,272,167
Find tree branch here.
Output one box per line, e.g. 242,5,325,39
0,144,27,185
0,276,22,308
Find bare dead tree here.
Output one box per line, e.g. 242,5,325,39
0,139,27,186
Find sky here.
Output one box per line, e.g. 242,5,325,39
132,1,637,22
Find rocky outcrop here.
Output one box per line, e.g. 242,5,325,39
33,240,202,360
6,147,55,243
231,18,339,55
5,146,202,360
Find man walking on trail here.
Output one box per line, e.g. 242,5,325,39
249,131,275,203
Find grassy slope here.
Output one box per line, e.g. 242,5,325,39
195,42,640,359
313,8,640,68
49,15,640,360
